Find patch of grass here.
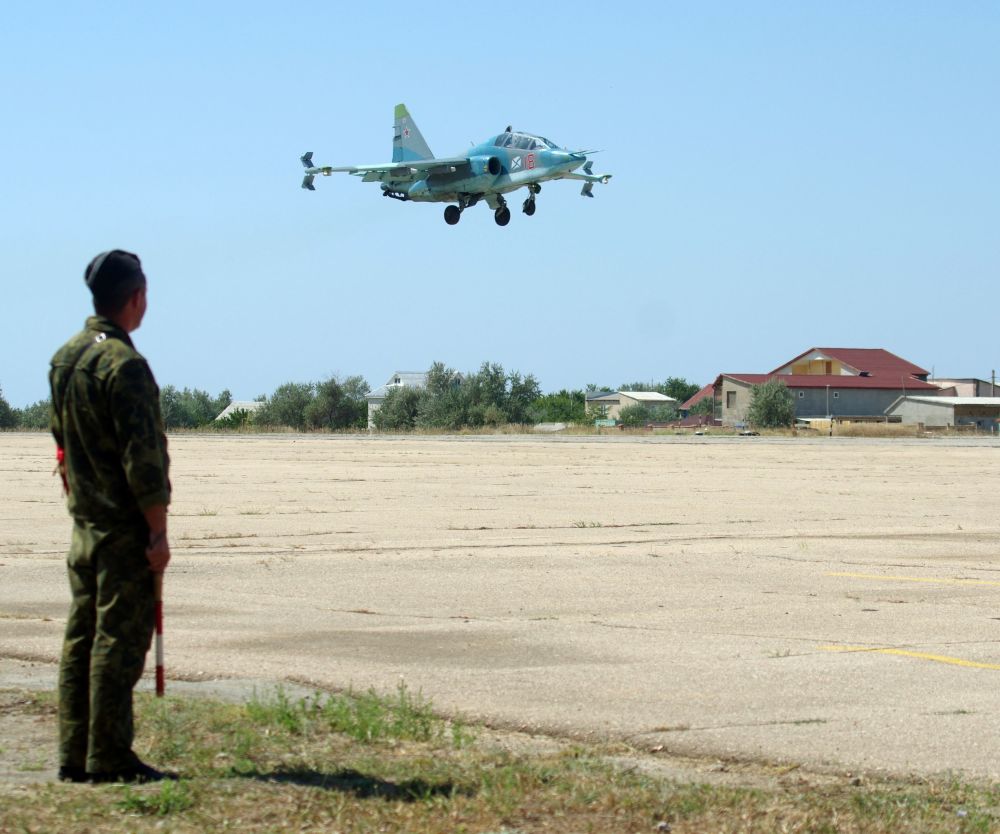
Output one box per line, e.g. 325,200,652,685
18,757,46,772
4,686,1000,833
116,780,194,816
244,681,472,746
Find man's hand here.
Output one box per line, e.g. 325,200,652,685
143,504,170,573
146,529,171,573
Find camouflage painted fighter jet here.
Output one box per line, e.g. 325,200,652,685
300,103,611,226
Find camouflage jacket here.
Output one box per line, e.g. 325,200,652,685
49,316,170,525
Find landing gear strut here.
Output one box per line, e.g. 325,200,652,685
444,196,478,225
522,182,541,216
493,195,510,226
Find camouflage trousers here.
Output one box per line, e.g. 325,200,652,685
59,519,154,774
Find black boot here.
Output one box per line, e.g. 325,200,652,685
57,765,89,783
89,760,179,784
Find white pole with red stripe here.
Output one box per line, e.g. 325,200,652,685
154,572,165,697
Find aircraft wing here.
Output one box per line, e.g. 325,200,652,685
301,152,470,189
331,156,469,175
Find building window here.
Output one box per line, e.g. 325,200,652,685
833,392,839,399
797,391,805,398
726,391,736,408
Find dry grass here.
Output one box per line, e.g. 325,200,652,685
832,422,921,438
2,688,999,834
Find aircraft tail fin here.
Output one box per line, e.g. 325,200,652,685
392,103,434,163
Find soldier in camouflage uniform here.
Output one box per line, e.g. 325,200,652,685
49,250,174,784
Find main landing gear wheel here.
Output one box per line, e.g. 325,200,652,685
522,197,536,216
444,205,461,225
494,206,511,226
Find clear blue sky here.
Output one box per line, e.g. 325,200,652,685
2,2,998,407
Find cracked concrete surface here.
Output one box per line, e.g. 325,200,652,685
2,432,999,781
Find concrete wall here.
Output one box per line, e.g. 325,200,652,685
719,380,914,425
889,400,1000,429
889,400,955,427
719,379,753,425
790,388,905,418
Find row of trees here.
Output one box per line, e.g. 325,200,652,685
0,387,49,429
0,385,240,432
1,368,717,432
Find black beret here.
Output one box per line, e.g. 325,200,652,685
84,250,145,295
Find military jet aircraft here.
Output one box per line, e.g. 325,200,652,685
300,104,611,226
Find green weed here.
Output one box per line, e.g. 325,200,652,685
115,780,193,816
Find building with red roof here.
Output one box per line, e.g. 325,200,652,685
713,347,938,426
679,383,715,415
769,348,929,380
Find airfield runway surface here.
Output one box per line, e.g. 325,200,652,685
2,432,999,779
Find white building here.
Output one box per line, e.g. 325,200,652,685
885,396,1000,430
214,400,264,421
584,390,677,420
366,371,428,429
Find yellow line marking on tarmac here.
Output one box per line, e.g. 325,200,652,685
827,571,1000,588
821,645,1000,670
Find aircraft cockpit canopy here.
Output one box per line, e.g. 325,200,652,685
494,132,559,151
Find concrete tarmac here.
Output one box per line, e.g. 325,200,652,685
2,432,998,780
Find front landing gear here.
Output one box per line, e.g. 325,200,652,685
522,183,541,216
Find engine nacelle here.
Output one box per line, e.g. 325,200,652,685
469,155,502,178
